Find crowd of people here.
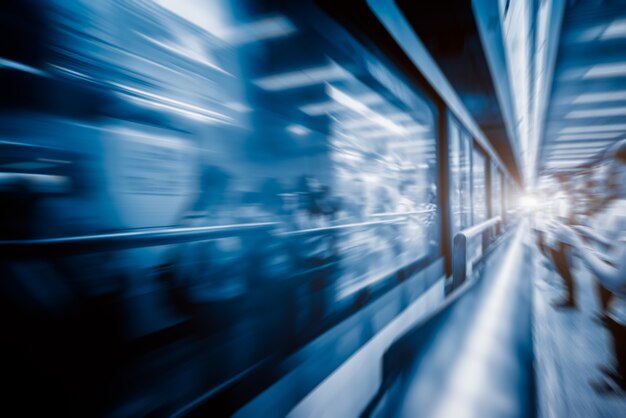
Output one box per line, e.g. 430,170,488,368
534,139,626,395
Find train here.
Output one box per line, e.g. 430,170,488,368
0,1,521,417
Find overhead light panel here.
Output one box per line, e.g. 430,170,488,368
556,133,621,141
300,93,384,116
583,62,626,79
551,142,608,150
573,90,626,104
601,18,626,40
254,62,351,91
327,85,406,134
565,106,626,119
559,123,626,133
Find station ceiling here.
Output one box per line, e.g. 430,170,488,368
539,0,626,174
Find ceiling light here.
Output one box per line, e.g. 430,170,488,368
254,62,351,91
583,62,626,79
601,18,626,40
559,123,626,133
556,133,621,141
550,142,608,150
286,124,310,136
573,90,626,104
565,106,626,119
327,85,406,134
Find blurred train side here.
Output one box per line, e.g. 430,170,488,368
0,1,520,417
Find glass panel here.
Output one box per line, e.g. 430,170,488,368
1,1,441,415
491,164,502,218
448,115,472,239
472,148,488,224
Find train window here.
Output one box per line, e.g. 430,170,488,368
26,0,442,331
491,164,503,218
472,147,488,224
448,114,472,238
2,1,442,414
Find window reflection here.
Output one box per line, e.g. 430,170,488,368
491,163,502,218
448,114,472,238
0,1,443,415
472,148,488,223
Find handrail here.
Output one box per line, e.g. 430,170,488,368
0,216,413,258
0,222,279,259
457,216,501,240
369,209,435,218
450,215,502,292
277,218,402,237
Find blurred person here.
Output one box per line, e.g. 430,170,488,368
562,165,617,321
544,176,578,309
555,139,626,394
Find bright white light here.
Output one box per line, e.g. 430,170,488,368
220,15,297,45
388,140,435,149
224,101,252,112
549,147,606,154
549,150,603,158
551,141,610,149
327,85,406,134
300,101,345,116
556,133,620,141
545,161,582,167
583,62,626,79
253,62,351,91
113,83,233,124
300,93,383,116
360,129,432,140
286,124,310,136
153,2,296,45
565,106,626,119
559,124,626,134
137,33,231,75
573,90,626,104
601,18,626,40
0,57,46,76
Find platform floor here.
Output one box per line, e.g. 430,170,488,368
532,242,626,418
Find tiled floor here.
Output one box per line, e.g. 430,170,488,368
532,242,626,418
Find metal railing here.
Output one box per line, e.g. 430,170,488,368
0,222,279,259
450,215,502,292
277,218,403,238
0,210,422,258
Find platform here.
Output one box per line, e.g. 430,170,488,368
532,240,626,418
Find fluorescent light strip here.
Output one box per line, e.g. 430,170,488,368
327,85,405,134
601,18,626,40
550,145,607,152
112,83,233,124
573,90,626,104
550,144,604,150
546,161,584,166
549,151,601,158
556,133,621,141
138,33,232,75
583,62,626,79
550,143,609,150
547,157,591,162
221,15,297,45
565,106,626,119
359,130,422,139
300,93,384,116
254,63,351,91
548,148,599,154
559,123,626,134
547,155,589,160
